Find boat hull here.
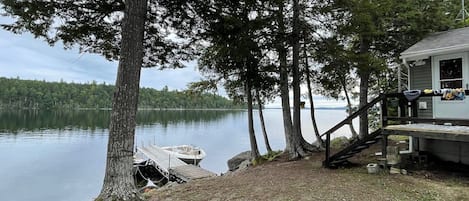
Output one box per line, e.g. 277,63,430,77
160,145,206,166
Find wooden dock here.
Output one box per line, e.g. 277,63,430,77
137,145,216,183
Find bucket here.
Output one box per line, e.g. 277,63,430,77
367,163,379,174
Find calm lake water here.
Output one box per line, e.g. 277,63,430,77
0,109,356,201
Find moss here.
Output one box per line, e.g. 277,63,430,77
252,150,283,166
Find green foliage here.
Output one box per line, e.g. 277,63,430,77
0,77,243,110
262,150,283,161
251,150,282,166
0,0,197,68
330,136,350,149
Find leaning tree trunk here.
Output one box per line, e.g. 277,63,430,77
97,0,146,200
256,90,272,153
246,79,260,159
358,36,371,139
304,52,324,148
341,78,359,138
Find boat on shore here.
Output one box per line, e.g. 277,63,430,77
160,145,206,166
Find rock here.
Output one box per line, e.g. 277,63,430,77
401,169,408,175
390,167,401,174
237,159,252,171
227,151,251,171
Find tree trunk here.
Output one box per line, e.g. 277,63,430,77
292,0,301,141
341,79,359,138
292,0,319,153
358,36,371,139
277,1,306,159
246,80,260,159
96,0,146,200
256,90,272,153
304,49,324,148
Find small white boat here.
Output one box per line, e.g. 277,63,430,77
160,145,206,166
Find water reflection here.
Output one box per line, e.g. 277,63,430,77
0,109,352,201
0,109,243,132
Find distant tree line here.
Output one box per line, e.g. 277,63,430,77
0,77,243,110
0,109,242,133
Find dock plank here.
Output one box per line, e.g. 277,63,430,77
170,165,217,182
137,145,217,182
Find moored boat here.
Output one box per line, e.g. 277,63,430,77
160,145,206,166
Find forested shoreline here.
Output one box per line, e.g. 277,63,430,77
0,77,243,110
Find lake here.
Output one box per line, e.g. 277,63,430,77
0,109,357,201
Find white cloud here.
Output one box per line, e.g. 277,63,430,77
0,23,201,90
0,17,347,107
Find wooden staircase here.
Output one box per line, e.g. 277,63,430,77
322,94,386,168
326,129,382,168
323,90,469,168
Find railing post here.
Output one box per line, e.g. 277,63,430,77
380,94,388,170
399,95,406,124
325,132,330,168
411,100,418,119
381,94,388,128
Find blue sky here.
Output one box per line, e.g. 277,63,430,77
0,17,346,108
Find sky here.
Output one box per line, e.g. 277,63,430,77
0,17,347,108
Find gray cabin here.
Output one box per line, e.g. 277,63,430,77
401,26,469,165
323,27,469,169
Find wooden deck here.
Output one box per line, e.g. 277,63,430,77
137,145,216,182
384,124,469,142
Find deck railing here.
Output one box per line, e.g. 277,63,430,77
322,90,469,168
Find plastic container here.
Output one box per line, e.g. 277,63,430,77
367,163,379,174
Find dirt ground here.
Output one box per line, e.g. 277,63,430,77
146,144,469,201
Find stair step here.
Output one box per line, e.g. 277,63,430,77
330,159,349,165
337,154,354,160
373,135,383,140
365,140,378,145
353,145,369,150
348,150,362,154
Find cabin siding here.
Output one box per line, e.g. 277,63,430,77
409,59,433,118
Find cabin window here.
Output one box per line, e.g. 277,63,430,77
439,58,463,89
439,58,464,101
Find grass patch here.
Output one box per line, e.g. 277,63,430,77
252,150,283,165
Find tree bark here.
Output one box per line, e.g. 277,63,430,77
256,90,272,153
358,36,371,139
246,79,260,159
276,1,307,159
292,0,301,141
277,2,295,158
96,0,146,200
304,49,324,148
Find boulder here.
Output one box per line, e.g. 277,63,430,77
227,151,251,171
237,159,251,171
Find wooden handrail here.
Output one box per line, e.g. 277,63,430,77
323,94,385,168
324,89,469,168
320,94,385,138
